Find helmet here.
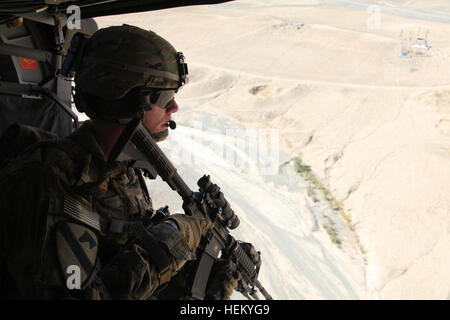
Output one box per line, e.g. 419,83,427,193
73,25,188,121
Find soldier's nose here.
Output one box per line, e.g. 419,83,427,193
166,100,178,114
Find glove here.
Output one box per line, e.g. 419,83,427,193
163,213,212,253
129,213,212,288
239,241,261,269
205,259,241,300
161,214,213,271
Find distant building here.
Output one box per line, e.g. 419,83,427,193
399,28,431,57
411,37,431,50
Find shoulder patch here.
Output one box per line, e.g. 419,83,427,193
56,221,99,289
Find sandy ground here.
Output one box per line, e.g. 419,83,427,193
95,0,450,299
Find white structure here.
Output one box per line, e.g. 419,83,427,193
399,28,431,57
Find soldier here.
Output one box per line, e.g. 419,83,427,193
0,25,240,300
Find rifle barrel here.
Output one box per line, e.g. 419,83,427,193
255,279,273,300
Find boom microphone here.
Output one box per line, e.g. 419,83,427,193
169,120,176,130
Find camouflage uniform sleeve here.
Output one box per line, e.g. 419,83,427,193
0,147,192,300
0,162,158,299
99,243,160,300
99,220,197,300
0,146,112,299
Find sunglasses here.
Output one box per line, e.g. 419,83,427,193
150,89,176,109
141,88,176,110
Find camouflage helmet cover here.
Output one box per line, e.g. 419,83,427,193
74,25,187,101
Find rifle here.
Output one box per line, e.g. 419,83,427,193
108,119,273,300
